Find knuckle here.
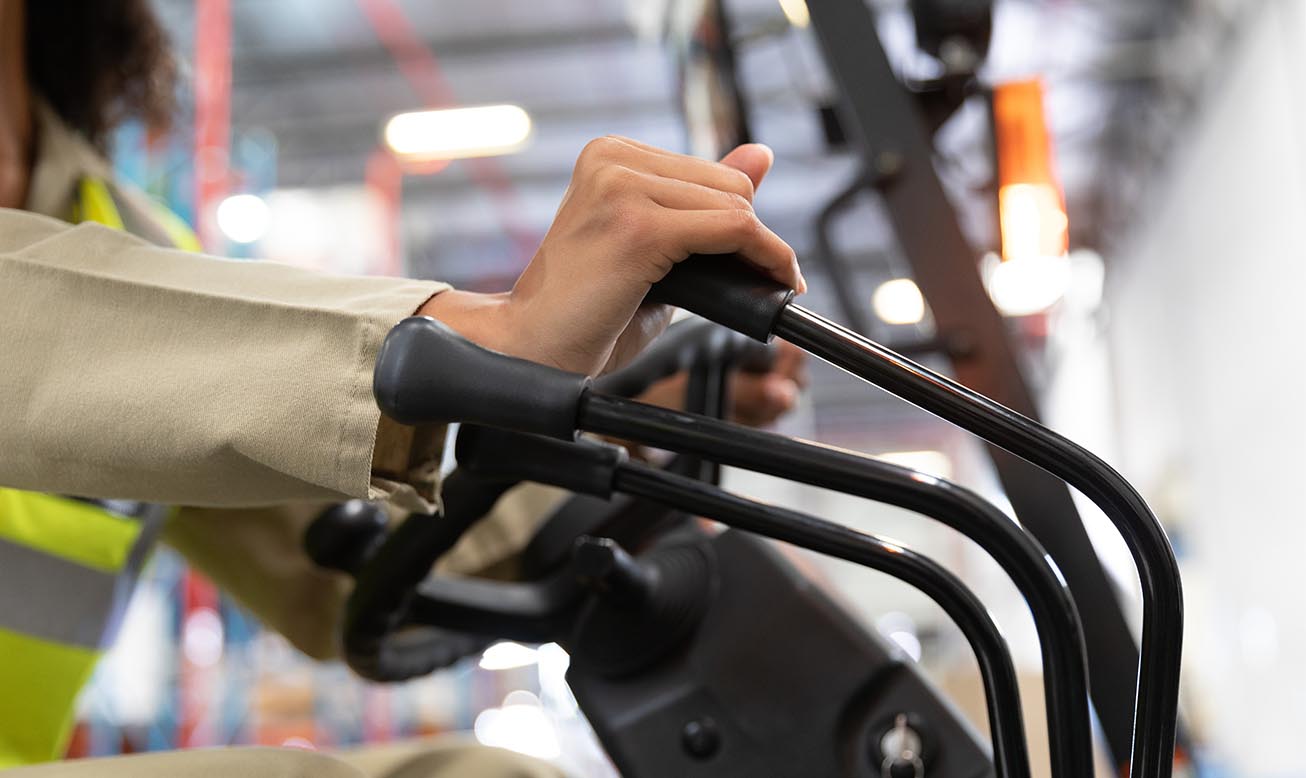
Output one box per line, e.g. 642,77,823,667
579,136,622,168
595,164,640,196
729,208,763,238
727,168,755,199
725,191,753,212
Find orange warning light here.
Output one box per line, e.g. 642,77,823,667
992,79,1068,262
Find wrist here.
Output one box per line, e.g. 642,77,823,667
416,289,519,357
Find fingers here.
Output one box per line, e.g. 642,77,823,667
771,339,809,388
612,135,773,186
657,209,805,292
632,169,754,212
581,136,758,203
730,371,800,427
718,144,774,191
574,135,805,292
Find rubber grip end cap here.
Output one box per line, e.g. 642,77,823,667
374,317,589,440
646,255,795,342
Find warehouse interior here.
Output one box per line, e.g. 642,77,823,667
6,0,1306,777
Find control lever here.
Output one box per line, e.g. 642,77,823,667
455,427,1030,778
399,328,1091,778
319,318,764,681
645,255,1182,778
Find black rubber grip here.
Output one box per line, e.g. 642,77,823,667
646,255,795,342
374,317,590,440
456,425,625,499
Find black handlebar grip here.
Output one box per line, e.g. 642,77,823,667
646,255,795,343
456,425,626,498
374,317,591,440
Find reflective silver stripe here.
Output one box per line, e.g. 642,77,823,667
0,537,124,649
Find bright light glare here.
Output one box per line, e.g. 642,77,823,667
999,183,1068,262
182,607,224,667
876,613,922,662
985,253,1072,316
872,278,926,325
474,691,561,760
876,450,953,479
887,630,923,662
216,193,271,244
384,104,533,161
479,641,540,671
778,0,810,28
281,737,316,750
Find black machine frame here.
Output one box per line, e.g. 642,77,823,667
309,318,1020,777
305,1,1191,772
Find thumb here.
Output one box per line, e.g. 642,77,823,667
719,143,775,194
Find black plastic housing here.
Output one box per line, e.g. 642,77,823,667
568,530,993,778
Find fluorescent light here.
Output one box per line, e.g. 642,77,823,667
216,193,271,244
998,183,1068,263
479,641,539,671
985,253,1072,317
778,0,810,28
384,104,533,161
872,278,926,325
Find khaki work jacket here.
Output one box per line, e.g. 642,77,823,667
1,100,564,658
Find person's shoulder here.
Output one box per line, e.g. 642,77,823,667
26,96,116,218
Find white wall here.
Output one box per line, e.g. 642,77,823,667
1107,2,1306,773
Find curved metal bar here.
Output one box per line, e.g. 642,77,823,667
773,304,1181,778
580,392,1093,778
613,463,1030,778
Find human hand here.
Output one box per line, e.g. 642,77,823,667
421,136,803,375
634,339,807,427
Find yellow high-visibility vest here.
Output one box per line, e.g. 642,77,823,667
0,178,198,766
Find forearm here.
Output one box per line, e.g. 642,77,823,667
0,209,446,506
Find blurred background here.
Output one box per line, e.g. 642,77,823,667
78,0,1305,776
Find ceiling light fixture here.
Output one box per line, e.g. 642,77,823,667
383,104,533,161
872,278,927,325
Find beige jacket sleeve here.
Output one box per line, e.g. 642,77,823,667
0,208,447,507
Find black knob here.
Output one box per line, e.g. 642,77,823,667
303,500,390,576
573,537,655,606
681,717,721,760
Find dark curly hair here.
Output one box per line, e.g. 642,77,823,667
26,0,178,150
